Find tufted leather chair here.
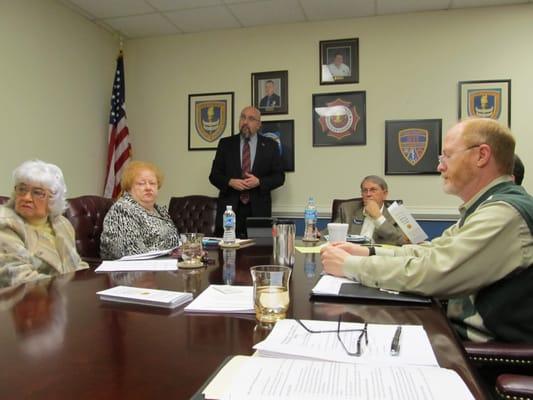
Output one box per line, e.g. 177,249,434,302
331,197,402,221
168,195,217,236
0,196,8,205
64,195,114,265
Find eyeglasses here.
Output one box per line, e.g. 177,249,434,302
361,187,381,194
239,114,260,123
295,316,369,357
438,144,482,165
14,185,49,200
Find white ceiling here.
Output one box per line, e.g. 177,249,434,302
59,0,533,39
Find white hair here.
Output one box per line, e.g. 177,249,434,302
8,160,67,217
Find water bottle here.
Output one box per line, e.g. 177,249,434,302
223,205,236,244
223,249,236,284
303,197,318,241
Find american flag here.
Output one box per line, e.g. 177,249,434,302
104,53,132,198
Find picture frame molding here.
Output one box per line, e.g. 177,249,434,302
319,37,359,85
458,79,511,127
260,119,295,172
251,70,288,115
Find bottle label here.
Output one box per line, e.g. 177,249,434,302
223,215,235,228
304,209,317,220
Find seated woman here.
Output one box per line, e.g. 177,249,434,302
100,161,179,259
0,160,88,288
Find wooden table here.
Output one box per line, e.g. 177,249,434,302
0,244,488,399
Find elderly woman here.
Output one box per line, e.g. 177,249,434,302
0,160,88,288
100,161,179,259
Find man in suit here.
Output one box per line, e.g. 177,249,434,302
209,106,285,237
332,175,407,245
259,80,281,109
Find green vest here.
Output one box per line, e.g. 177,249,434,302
465,181,533,342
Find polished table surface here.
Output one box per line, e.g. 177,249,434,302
0,244,488,399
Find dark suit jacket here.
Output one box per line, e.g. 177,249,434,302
333,199,408,245
259,93,281,108
209,134,285,232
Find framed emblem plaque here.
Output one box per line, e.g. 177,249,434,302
260,120,295,172
188,92,234,151
458,80,511,127
385,119,442,175
312,91,366,147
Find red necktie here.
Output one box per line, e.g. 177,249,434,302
240,139,250,204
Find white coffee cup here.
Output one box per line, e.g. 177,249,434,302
327,223,349,242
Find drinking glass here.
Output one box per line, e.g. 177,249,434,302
250,265,291,323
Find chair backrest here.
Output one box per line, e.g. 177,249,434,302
331,197,402,221
0,195,9,205
64,195,114,259
168,195,217,235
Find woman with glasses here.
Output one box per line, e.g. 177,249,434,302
100,160,179,260
0,160,88,288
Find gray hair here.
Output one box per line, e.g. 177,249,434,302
7,160,67,217
360,175,388,191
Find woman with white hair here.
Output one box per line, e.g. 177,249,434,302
0,160,88,288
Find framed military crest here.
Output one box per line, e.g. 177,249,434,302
312,91,366,147
188,92,234,151
385,119,442,175
260,120,295,172
458,80,511,127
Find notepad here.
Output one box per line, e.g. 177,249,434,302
97,286,192,308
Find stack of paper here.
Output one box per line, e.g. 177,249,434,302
202,355,474,400
184,285,254,314
97,285,192,308
119,247,177,260
387,201,428,244
95,258,177,272
253,319,439,367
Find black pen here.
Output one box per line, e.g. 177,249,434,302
390,326,402,356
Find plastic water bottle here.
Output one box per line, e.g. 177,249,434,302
223,205,236,244
303,197,318,241
223,249,236,284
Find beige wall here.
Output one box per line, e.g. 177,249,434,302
0,0,117,197
1,3,531,216
126,4,532,216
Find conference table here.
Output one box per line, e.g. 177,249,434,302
0,243,489,399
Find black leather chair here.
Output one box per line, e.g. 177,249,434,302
0,195,9,205
64,195,114,265
496,374,533,399
168,195,217,236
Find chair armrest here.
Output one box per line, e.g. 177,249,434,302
464,341,533,366
496,374,533,399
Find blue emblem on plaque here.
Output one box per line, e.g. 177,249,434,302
195,101,227,142
398,129,428,166
467,89,501,119
261,131,283,156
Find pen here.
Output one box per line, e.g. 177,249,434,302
390,326,402,356
379,288,399,295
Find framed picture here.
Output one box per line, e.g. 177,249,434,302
260,120,295,172
312,91,366,147
252,70,288,115
458,79,511,127
188,92,234,151
319,38,359,85
385,119,442,175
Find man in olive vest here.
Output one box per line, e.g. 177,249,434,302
321,118,533,342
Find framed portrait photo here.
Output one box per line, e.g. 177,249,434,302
319,38,359,85
385,119,442,175
252,70,288,115
260,120,295,172
458,79,511,127
188,92,234,151
312,91,366,147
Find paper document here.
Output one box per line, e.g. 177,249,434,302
387,201,428,244
253,319,439,367
312,274,357,295
97,285,192,308
95,258,177,272
119,247,177,260
295,244,325,254
204,356,474,400
184,285,254,314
